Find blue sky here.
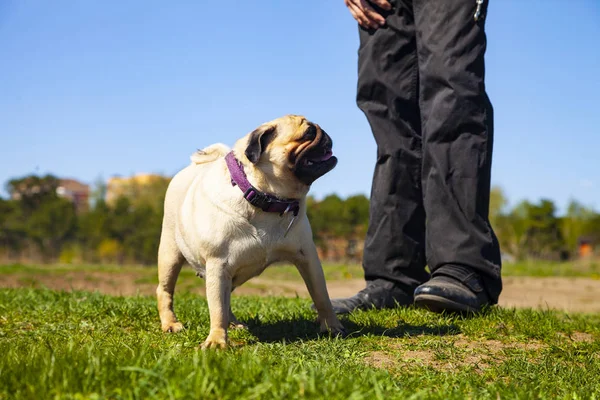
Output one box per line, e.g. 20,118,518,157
1,0,598,215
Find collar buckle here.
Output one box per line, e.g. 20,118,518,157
243,187,272,211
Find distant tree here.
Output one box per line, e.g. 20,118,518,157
27,196,77,262
0,198,27,256
77,199,112,262
4,169,596,265
495,200,528,259
89,176,108,208
121,203,162,265
305,195,323,244
314,194,352,237
495,199,566,260
520,199,566,260
108,196,134,245
6,175,60,212
560,200,596,253
343,194,370,237
489,186,508,229
583,214,600,244
2,175,77,261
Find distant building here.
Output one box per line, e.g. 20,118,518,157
105,173,170,206
9,177,90,214
56,179,90,214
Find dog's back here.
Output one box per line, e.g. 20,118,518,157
190,143,229,165
164,143,229,217
161,143,230,249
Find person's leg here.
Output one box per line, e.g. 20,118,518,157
330,0,430,314
412,0,502,311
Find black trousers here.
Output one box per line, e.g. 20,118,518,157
358,0,502,303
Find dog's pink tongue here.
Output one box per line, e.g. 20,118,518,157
314,150,333,161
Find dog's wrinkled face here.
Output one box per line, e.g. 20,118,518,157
244,115,338,186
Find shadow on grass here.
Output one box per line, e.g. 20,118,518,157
244,317,461,343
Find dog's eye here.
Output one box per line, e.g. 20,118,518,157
304,125,317,141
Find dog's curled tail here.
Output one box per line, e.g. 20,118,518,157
190,143,230,165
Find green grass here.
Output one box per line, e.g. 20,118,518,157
1,288,600,399
501,260,600,278
127,263,365,284
0,262,363,281
0,263,127,275
3,260,600,283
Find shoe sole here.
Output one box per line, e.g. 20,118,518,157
414,294,479,314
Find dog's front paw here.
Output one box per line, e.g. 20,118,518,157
201,329,228,350
162,321,184,333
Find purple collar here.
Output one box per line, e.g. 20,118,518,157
225,151,300,216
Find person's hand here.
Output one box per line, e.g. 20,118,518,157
344,0,391,29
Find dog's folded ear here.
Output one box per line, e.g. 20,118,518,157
245,125,276,164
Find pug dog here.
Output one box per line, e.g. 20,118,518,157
156,114,346,349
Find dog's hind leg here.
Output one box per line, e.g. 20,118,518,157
228,286,248,329
156,231,185,333
229,307,247,330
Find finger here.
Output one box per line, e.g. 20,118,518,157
347,2,376,28
347,1,371,28
360,0,386,26
369,0,392,11
345,2,363,26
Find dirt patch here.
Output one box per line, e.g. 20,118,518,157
498,277,600,313
1,271,159,297
0,270,305,298
4,270,600,314
365,335,547,372
254,277,600,314
264,277,600,314
367,350,406,370
558,331,595,343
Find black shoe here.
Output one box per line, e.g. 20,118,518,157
414,267,490,313
319,280,413,314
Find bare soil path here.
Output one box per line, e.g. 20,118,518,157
2,269,599,313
